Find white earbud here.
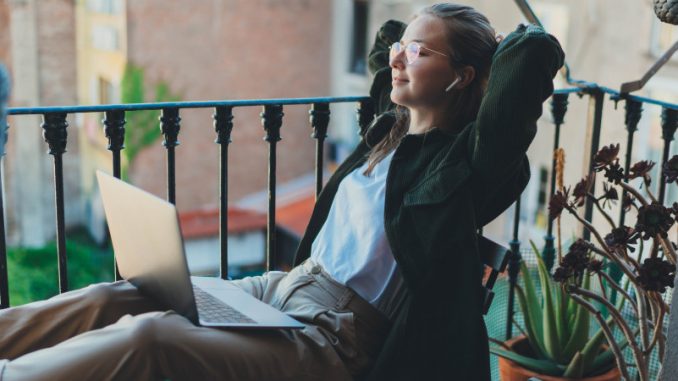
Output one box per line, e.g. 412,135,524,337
445,77,462,92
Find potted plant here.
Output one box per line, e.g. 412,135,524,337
489,240,620,380
544,144,677,381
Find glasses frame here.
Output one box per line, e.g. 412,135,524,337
389,41,449,65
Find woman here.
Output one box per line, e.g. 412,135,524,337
0,3,563,381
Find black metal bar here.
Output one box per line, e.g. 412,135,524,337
506,197,522,340
42,112,69,293
543,93,568,271
659,108,677,204
310,103,330,199
356,98,375,137
582,89,606,241
261,104,283,271
0,64,9,309
619,100,643,227
214,106,234,280
160,108,181,205
103,110,126,281
8,96,372,116
607,99,644,305
103,110,126,179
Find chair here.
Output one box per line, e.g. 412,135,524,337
477,235,512,315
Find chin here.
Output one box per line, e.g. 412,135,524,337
389,91,409,108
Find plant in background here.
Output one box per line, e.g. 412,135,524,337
546,144,677,381
120,63,181,175
489,241,617,378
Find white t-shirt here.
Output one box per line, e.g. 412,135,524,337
310,151,405,318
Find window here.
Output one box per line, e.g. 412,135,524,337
98,77,114,104
87,0,122,14
535,166,549,229
349,0,369,75
91,25,119,51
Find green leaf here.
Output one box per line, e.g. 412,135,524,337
531,241,561,362
588,348,616,375
516,284,548,359
489,345,564,376
563,351,584,378
519,255,544,350
562,271,591,360
580,324,608,374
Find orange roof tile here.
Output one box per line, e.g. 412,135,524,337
276,194,316,237
179,207,267,239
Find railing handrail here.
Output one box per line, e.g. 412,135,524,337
7,96,370,115
8,87,678,116
555,86,678,110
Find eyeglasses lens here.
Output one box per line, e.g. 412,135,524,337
405,42,419,64
390,42,420,64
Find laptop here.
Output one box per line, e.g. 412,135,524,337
96,170,304,329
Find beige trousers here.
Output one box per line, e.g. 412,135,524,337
0,260,390,381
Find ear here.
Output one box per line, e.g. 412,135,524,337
455,66,476,89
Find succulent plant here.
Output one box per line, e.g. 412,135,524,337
655,0,678,24
489,242,616,378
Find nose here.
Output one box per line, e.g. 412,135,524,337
389,48,406,69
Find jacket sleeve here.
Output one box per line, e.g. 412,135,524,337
469,24,564,186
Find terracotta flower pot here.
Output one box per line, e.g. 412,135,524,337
498,336,621,381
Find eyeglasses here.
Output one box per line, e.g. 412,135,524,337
389,41,449,65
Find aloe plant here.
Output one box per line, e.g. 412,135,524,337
489,241,616,378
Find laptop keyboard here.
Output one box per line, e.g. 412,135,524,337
192,285,257,324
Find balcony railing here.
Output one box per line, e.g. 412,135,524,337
0,95,374,307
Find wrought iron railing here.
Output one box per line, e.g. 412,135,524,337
0,95,374,308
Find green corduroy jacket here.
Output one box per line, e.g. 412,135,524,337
292,21,565,381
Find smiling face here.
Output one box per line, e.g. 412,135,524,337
390,15,458,110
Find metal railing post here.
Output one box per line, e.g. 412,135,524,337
261,104,283,271
160,108,181,205
582,88,605,241
41,112,69,293
619,100,643,227
506,198,522,340
103,109,126,281
214,106,234,279
310,103,330,199
543,93,568,271
659,108,677,204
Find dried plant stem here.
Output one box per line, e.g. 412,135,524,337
569,286,649,381
591,197,617,229
567,206,612,253
658,234,678,264
636,290,650,354
598,270,638,316
597,274,607,300
618,181,650,207
557,216,562,263
589,245,637,285
567,209,637,280
643,178,658,204
569,293,632,381
555,148,565,263
645,293,665,356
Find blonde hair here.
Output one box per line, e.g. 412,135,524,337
364,3,498,175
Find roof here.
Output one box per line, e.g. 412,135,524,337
179,207,267,239
178,193,316,240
